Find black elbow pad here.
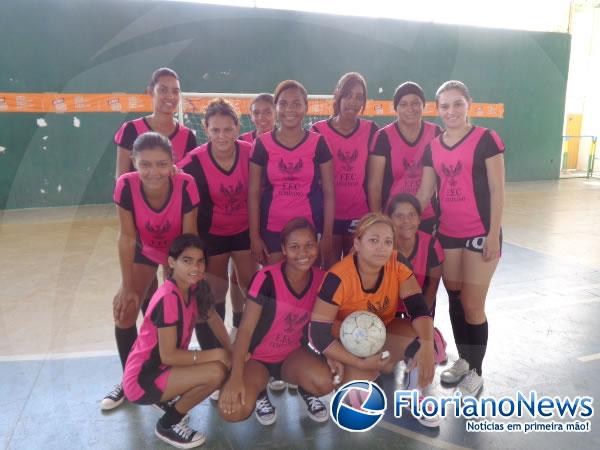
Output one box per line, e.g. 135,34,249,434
403,293,432,321
307,321,335,354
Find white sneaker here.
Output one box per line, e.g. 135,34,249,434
255,392,277,425
101,384,125,411
455,369,483,397
440,358,470,384
287,383,298,391
414,395,440,428
268,377,286,391
209,390,220,401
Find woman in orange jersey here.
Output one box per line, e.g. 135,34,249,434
305,213,439,427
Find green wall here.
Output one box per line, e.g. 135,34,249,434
0,0,570,209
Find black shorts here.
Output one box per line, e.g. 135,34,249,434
132,367,170,405
437,230,503,254
202,230,250,256
418,217,438,236
252,359,283,379
260,229,283,254
134,245,159,268
333,218,360,236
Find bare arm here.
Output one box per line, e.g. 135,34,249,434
229,299,262,381
423,265,442,312
116,205,136,290
416,167,436,213
248,162,269,262
320,160,335,240
367,154,386,212
116,147,132,178
113,206,139,322
319,160,335,262
400,275,434,388
484,153,505,261
158,325,230,367
207,307,233,354
182,209,198,235
219,299,263,412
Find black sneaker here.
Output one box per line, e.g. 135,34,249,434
153,398,190,424
254,391,277,425
155,418,205,449
101,384,125,411
299,388,328,422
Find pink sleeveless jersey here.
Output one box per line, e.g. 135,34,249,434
114,117,197,164
426,126,505,237
372,121,440,219
113,172,200,265
248,262,325,363
123,279,198,402
177,141,250,236
239,130,257,143
397,230,444,313
251,130,332,233
312,119,375,220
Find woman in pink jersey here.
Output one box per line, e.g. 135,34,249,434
417,80,505,397
387,193,447,364
248,80,335,266
101,132,200,411
311,72,378,266
239,93,275,143
369,82,442,234
123,234,231,449
218,218,330,425
178,99,258,350
114,67,197,176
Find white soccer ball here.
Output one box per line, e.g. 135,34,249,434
340,311,387,358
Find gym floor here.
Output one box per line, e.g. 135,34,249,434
1,178,599,449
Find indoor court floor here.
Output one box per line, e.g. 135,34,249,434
1,178,599,449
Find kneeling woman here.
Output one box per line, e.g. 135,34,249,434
307,213,438,426
218,218,332,426
123,234,231,449
387,193,447,363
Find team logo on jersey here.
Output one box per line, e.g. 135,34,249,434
330,380,387,432
367,296,390,315
146,220,171,248
278,158,303,180
283,311,310,333
402,158,421,178
337,148,359,171
220,181,245,213
145,220,172,238
441,161,463,186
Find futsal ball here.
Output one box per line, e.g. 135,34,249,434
340,311,386,357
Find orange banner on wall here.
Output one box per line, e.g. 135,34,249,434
0,92,504,118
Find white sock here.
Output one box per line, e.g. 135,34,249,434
405,362,420,391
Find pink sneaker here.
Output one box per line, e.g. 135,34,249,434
433,327,447,364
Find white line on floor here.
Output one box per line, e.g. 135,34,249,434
577,353,600,362
0,350,117,362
